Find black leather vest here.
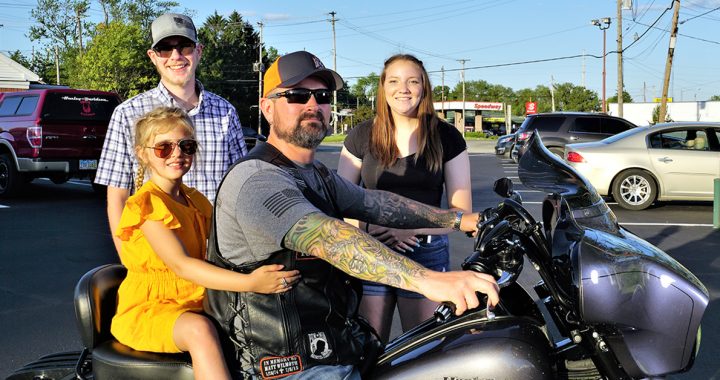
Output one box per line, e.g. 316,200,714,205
205,143,365,379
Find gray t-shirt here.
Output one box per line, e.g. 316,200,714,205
215,157,366,265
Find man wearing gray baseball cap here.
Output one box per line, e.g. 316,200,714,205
96,13,247,255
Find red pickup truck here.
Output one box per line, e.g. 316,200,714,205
0,88,121,197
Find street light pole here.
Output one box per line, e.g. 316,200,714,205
592,17,611,113
458,59,469,136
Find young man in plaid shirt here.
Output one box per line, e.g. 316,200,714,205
95,13,247,253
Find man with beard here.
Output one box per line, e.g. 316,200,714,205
95,13,246,254
206,51,499,379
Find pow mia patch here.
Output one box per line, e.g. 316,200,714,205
259,355,302,379
308,332,332,360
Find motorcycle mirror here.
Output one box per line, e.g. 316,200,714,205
493,178,514,198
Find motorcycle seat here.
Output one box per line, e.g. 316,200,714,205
74,264,195,379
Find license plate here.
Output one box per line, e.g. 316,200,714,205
80,159,97,170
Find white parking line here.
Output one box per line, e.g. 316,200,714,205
68,180,92,187
621,222,714,227
36,178,92,187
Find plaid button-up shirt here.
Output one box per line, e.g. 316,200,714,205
95,81,247,202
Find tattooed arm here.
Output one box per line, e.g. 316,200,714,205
345,188,480,232
284,212,499,315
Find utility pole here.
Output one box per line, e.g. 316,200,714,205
76,7,83,52
257,21,264,133
550,75,556,112
582,49,586,88
617,0,624,117
660,0,681,123
591,17,611,113
329,11,338,134
441,66,445,116
458,59,469,136
54,46,60,85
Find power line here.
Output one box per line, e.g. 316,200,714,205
430,54,589,73
339,19,457,61
631,20,720,45
680,5,720,24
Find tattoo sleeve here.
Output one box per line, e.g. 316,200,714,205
346,189,457,229
284,212,428,290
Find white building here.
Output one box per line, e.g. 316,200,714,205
608,101,720,126
0,52,41,92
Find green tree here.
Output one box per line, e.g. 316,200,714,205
123,0,180,31
553,83,600,112
350,73,379,106
196,11,266,129
352,104,375,126
432,85,451,102
30,0,92,50
651,104,673,124
512,87,539,116
72,21,155,99
608,90,633,103
710,95,720,101
9,50,56,84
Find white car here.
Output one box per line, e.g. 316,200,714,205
564,122,720,210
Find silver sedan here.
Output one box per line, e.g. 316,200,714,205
564,122,720,210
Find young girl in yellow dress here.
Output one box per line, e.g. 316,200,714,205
110,106,300,380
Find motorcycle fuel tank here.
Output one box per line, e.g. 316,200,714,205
372,309,553,379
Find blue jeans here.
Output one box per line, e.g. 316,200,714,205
362,234,450,298
283,365,360,380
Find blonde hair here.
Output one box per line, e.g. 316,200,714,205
133,106,196,190
372,54,443,172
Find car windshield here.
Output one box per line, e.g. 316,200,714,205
602,125,647,144
518,134,619,233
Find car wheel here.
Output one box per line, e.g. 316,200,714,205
0,153,23,197
612,169,657,210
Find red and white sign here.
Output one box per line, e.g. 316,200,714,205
525,102,538,115
472,102,503,111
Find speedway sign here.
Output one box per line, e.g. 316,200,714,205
433,101,504,111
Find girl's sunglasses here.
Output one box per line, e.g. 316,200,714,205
146,139,198,158
267,88,332,104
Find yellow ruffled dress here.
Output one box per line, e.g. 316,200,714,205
110,181,212,353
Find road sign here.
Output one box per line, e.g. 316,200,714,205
525,101,538,114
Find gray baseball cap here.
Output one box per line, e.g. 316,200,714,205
151,13,197,48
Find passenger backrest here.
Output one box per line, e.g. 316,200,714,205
74,264,127,350
694,136,707,150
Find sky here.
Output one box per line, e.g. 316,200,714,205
2,0,720,103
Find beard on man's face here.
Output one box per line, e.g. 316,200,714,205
277,110,328,149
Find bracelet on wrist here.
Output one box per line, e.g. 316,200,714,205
453,211,463,231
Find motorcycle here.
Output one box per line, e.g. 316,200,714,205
8,134,708,380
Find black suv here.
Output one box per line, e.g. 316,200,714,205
511,112,637,161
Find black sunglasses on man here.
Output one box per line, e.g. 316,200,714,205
267,88,333,105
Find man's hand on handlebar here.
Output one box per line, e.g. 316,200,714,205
417,270,500,316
